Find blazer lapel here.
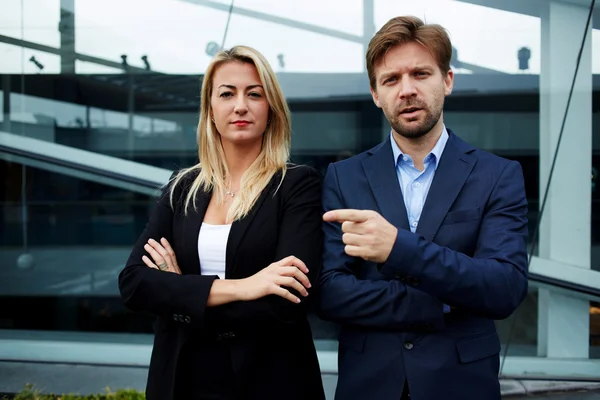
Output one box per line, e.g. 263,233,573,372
416,131,477,242
225,175,275,278
182,188,212,275
362,139,410,231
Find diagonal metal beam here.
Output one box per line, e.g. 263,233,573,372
178,0,363,43
0,34,60,55
0,131,171,196
0,34,151,74
76,53,150,74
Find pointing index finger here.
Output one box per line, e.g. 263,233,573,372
323,209,370,223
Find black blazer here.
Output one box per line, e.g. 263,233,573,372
118,165,325,400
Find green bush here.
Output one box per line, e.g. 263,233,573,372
4,385,145,400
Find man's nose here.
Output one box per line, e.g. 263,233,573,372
398,78,417,99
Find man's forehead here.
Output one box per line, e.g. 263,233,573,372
376,61,435,75
376,44,437,71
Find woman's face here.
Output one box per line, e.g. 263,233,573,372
210,61,270,147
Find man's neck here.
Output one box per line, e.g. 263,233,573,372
393,122,444,171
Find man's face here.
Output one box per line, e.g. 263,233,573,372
370,42,453,139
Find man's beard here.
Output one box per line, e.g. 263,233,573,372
387,100,442,139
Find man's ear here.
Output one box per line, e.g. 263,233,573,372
444,69,454,96
370,86,382,108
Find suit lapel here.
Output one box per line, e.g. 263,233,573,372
225,175,275,278
362,139,410,231
416,131,477,242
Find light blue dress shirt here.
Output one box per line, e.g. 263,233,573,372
390,126,451,313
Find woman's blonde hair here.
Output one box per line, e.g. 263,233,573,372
168,45,291,223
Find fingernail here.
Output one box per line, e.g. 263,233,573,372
296,298,301,303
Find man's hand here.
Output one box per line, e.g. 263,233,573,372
323,209,398,263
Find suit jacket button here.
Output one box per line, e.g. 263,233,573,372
172,314,178,321
404,342,414,350
184,316,191,323
395,273,407,282
217,331,236,340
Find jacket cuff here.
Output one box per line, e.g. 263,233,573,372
379,229,422,285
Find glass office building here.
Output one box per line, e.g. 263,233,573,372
1,0,599,391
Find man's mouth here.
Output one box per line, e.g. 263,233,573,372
400,107,421,114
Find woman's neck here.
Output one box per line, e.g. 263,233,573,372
221,140,262,188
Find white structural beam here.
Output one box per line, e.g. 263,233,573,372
537,0,593,359
0,131,172,195
1,340,599,380
530,257,600,299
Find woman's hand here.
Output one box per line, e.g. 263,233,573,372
237,256,311,304
142,237,182,275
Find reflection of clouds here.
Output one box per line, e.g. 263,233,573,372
376,0,543,74
0,43,62,74
229,0,363,36
48,265,123,295
8,93,180,136
1,0,61,48
75,0,232,74
2,247,131,296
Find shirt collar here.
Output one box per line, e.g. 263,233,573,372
390,125,449,170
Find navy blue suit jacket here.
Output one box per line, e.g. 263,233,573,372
317,130,529,400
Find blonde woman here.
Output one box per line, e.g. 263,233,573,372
118,46,325,400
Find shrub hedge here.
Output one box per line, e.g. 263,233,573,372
3,385,145,400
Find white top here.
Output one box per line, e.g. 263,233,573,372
198,223,231,279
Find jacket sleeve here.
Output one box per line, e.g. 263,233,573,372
205,166,324,329
378,160,529,320
118,172,217,329
316,163,446,331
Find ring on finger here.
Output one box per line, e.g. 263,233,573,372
158,262,168,271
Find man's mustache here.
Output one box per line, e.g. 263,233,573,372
395,100,427,114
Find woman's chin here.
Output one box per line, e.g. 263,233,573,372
221,132,264,147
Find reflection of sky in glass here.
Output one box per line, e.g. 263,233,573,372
0,42,61,73
0,0,599,74
75,60,121,74
223,13,363,73
227,0,363,35
75,0,231,73
10,93,86,126
9,93,178,133
0,0,60,47
376,0,542,74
